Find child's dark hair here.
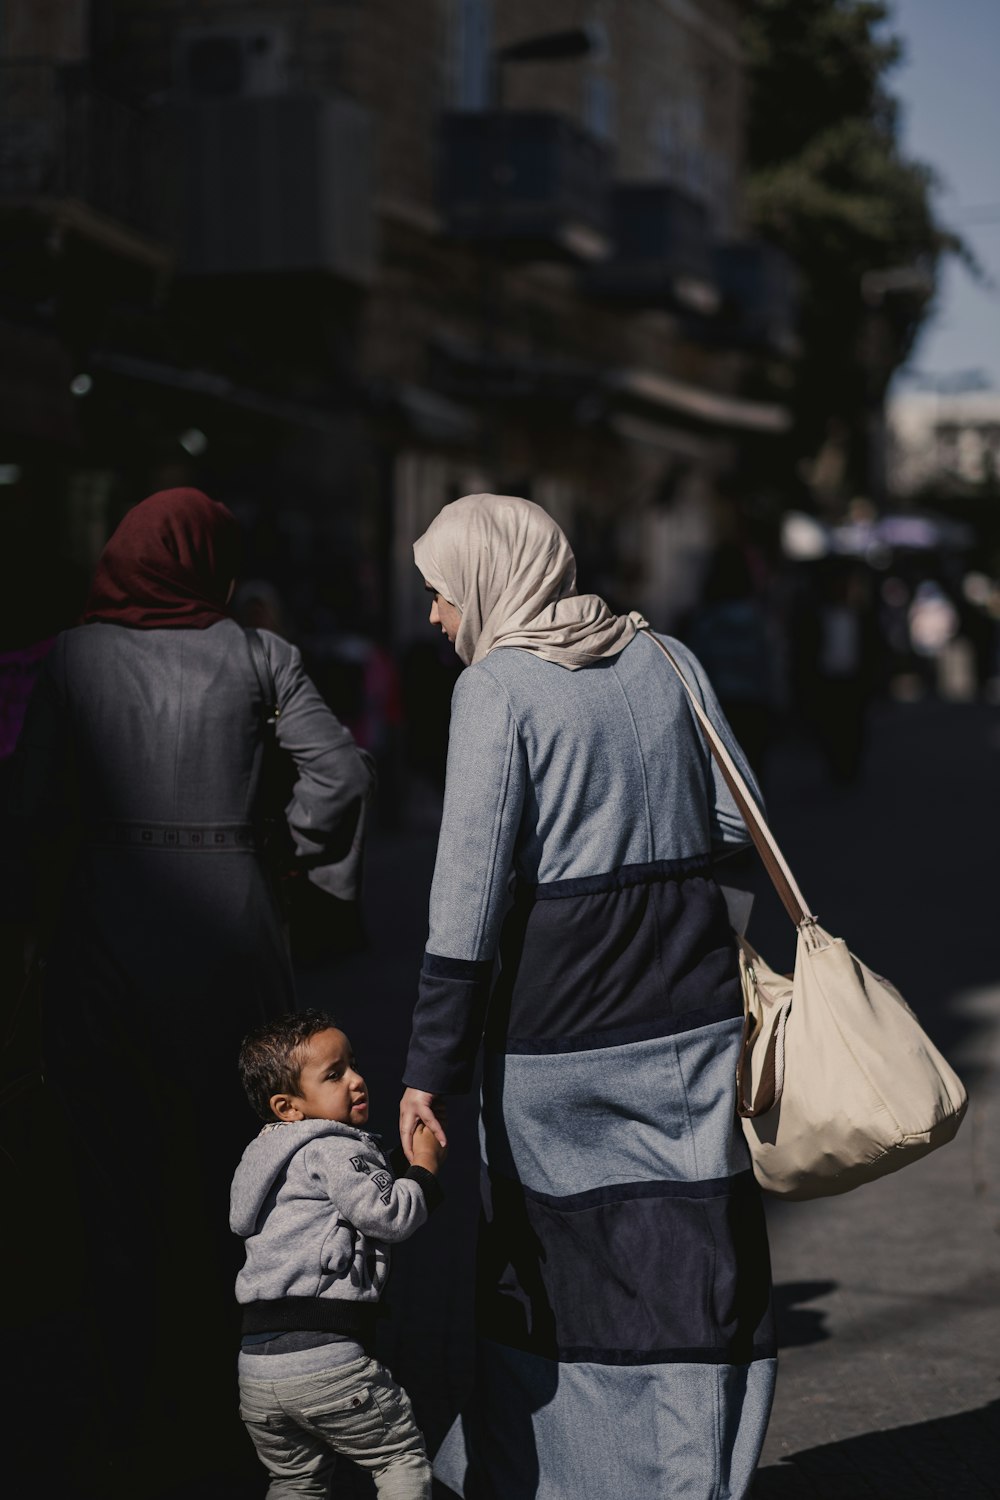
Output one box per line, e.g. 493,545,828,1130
239,1009,338,1121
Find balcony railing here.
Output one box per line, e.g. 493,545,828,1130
0,61,160,235
584,183,719,314
438,110,610,263
712,240,800,357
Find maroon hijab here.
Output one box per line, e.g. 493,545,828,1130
82,488,242,629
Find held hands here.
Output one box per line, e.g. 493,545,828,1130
410,1120,448,1173
400,1086,447,1165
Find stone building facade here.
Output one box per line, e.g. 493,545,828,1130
888,390,1000,499
1,0,797,648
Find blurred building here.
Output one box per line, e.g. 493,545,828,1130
888,390,1000,500
0,0,799,649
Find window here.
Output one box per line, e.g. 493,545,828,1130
584,71,615,142
451,0,493,110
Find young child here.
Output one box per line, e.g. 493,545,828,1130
231,1009,445,1499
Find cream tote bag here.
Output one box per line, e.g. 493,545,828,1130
645,631,968,1199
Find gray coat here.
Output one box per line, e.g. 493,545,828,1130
9,616,375,1360
405,631,777,1500
14,618,373,1017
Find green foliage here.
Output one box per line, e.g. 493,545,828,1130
742,0,962,492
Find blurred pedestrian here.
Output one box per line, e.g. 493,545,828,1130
958,572,1000,699
876,575,914,691
399,494,774,1500
791,560,880,784
301,626,404,824
233,577,293,640
908,578,960,696
400,634,462,823
6,487,375,1498
683,541,778,782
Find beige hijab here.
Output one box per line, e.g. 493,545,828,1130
413,493,647,669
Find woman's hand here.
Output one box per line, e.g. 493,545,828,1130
400,1087,447,1163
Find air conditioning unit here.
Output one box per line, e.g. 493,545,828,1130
173,25,289,100
170,94,376,282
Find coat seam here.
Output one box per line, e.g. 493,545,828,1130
714,1362,724,1500
608,655,655,861
470,664,522,958
608,653,669,1001
173,634,185,810
248,628,280,824
672,1035,701,1180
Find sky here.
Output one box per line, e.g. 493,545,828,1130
888,0,1000,393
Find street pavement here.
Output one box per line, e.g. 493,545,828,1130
296,694,1000,1499
747,700,1000,1498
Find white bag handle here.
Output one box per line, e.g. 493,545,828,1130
642,630,815,929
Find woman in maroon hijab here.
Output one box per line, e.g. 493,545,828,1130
10,488,374,1498
81,484,244,628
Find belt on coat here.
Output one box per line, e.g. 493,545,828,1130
84,819,258,851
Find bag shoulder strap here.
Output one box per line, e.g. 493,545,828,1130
243,626,280,730
641,628,814,928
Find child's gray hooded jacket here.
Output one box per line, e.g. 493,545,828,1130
230,1119,441,1337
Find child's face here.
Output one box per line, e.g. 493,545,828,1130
271,1028,369,1127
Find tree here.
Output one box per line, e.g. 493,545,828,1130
742,0,965,507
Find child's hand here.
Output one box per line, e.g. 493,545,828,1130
410,1119,447,1172
399,1087,447,1161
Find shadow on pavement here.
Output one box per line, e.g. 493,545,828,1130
753,1398,1000,1499
772,1280,837,1348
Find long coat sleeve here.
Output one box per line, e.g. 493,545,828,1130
261,628,375,901
404,666,527,1094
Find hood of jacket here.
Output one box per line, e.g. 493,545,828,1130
230,1118,378,1238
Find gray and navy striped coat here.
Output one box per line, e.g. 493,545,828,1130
405,629,776,1500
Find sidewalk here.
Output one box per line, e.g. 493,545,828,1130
298,698,1000,1499
749,700,1000,1498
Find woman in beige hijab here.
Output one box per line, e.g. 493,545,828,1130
411,491,646,671
400,494,774,1500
